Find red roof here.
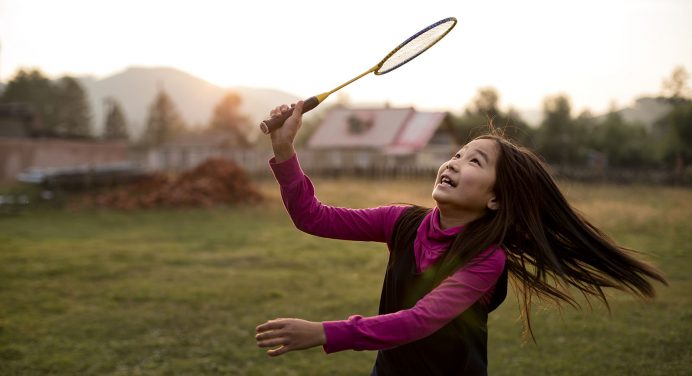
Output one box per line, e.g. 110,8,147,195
307,107,448,153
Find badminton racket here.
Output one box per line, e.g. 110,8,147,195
259,17,457,134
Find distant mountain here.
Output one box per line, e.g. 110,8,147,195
77,66,300,139
62,66,678,140
613,96,672,129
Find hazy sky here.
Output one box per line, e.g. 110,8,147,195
1,0,690,114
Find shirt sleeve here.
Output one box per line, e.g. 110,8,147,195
321,246,506,353
270,153,407,242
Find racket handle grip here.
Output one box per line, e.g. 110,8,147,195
259,96,320,134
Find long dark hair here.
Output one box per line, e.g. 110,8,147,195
430,132,667,339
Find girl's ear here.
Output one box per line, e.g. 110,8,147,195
487,196,499,211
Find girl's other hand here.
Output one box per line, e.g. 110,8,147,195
255,317,326,357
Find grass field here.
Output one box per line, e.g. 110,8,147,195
0,178,690,375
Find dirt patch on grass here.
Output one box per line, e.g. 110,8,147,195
78,158,263,209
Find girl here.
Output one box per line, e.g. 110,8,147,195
255,101,666,375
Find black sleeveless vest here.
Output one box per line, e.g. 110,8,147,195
373,206,508,376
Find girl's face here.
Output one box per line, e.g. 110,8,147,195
432,138,500,218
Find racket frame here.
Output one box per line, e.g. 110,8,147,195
259,17,457,134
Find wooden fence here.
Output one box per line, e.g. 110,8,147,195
2,140,688,187
139,146,690,185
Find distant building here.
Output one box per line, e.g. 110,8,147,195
142,129,268,173
303,107,460,174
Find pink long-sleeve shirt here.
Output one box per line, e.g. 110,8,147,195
269,154,506,354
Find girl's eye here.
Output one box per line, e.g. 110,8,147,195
453,154,461,159
470,158,480,165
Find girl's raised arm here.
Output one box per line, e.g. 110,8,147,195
266,102,407,243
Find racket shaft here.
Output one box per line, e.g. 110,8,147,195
259,96,320,134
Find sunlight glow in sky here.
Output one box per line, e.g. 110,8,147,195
1,0,690,114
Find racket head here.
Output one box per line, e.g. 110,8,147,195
374,17,457,75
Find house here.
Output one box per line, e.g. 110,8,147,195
303,107,460,175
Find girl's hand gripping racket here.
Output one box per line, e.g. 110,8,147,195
259,17,457,134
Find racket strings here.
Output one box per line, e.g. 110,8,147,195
377,19,456,75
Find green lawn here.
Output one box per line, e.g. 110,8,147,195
0,179,690,375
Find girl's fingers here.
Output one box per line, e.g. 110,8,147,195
270,105,291,117
290,101,304,120
256,319,286,333
257,337,289,348
255,318,323,357
255,329,283,341
267,345,291,357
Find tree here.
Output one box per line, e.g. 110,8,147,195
503,107,535,148
592,110,651,167
471,87,500,119
55,76,92,138
655,99,692,172
142,88,186,146
1,69,93,138
1,69,58,134
452,87,533,146
657,66,692,179
103,97,129,140
662,65,691,102
208,91,250,145
535,94,581,165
